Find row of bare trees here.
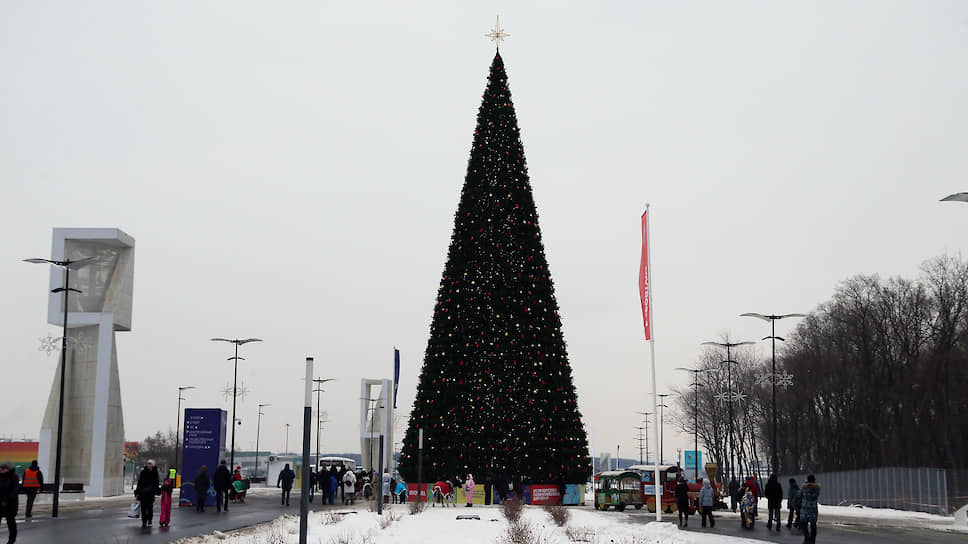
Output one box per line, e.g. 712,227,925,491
674,255,968,478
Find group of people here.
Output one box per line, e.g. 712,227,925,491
191,460,246,514
0,459,43,544
275,464,364,507
720,473,821,543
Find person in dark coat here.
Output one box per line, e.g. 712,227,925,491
787,478,801,529
212,460,232,513
674,476,691,528
484,473,493,505
277,463,295,506
21,460,43,519
764,474,783,531
328,466,339,505
799,474,821,544
193,465,210,512
135,460,161,528
0,461,19,543
728,477,740,512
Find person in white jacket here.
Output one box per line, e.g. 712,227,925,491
699,479,715,528
342,470,357,505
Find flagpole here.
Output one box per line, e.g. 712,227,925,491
647,204,661,521
640,203,662,522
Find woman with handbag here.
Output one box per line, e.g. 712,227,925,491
134,460,160,528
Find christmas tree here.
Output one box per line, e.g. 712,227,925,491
398,51,591,485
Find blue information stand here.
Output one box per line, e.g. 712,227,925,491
179,408,227,507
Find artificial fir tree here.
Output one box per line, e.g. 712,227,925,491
398,51,591,485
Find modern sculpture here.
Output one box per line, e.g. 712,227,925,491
37,228,134,497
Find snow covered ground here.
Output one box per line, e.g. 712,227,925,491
174,498,967,544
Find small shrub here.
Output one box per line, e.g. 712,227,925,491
565,526,595,542
501,497,524,524
409,498,426,515
378,510,402,529
501,519,535,544
543,501,570,527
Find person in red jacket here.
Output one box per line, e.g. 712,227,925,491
22,460,44,518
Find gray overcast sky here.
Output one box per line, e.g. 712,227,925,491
2,1,967,466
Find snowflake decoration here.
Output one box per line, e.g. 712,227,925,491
754,373,773,386
38,335,60,356
221,381,249,401
776,373,794,388
38,334,93,356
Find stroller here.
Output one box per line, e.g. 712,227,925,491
740,490,756,529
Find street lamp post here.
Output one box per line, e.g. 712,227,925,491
24,255,96,517
655,393,673,465
702,340,755,482
675,367,718,481
175,386,196,477
636,411,651,464
285,423,290,454
211,338,262,470
312,378,334,473
633,426,647,465
255,404,270,480
740,313,804,474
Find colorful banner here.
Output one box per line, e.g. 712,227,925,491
179,408,227,507
639,209,652,340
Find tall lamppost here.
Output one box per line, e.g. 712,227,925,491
702,340,755,482
675,367,718,481
285,423,291,454
174,386,195,477
633,426,647,465
312,378,334,471
655,393,673,465
740,312,804,474
255,403,270,480
24,255,96,517
211,337,262,470
635,411,651,464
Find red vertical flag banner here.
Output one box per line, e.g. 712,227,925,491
639,209,651,340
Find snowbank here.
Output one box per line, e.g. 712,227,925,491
177,506,765,544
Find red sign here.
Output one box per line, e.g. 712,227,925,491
526,484,561,505
407,483,431,501
639,209,651,340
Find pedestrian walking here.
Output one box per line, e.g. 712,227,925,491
699,479,715,528
159,468,175,527
0,461,19,544
328,469,338,505
675,476,690,528
232,466,245,503
135,460,161,528
787,478,800,529
342,469,357,505
193,465,210,512
213,460,232,513
308,469,317,503
765,474,783,531
728,477,740,512
395,480,407,503
799,474,821,544
464,473,475,507
277,463,295,506
21,460,43,519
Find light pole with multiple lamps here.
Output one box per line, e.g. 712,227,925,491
701,340,755,482
255,403,270,480
210,337,262,471
174,386,195,478
740,312,804,474
312,378,334,472
23,255,96,517
635,411,651,465
675,367,718,481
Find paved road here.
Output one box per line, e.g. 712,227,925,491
0,488,355,544
622,508,966,543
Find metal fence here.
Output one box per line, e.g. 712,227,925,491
781,467,950,515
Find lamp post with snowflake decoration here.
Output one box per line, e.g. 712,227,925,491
741,313,805,475
211,337,262,470
675,367,720,481
702,340,755,482
24,255,96,517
